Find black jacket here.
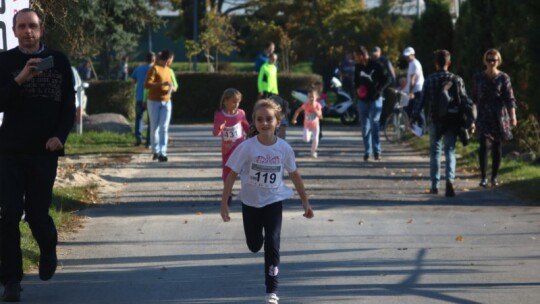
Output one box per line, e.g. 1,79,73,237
354,59,392,102
0,46,75,155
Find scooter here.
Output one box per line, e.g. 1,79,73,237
290,74,359,126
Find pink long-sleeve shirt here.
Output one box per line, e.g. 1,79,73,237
213,109,250,181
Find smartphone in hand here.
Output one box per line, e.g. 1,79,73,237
33,56,54,72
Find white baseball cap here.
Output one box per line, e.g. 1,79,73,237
403,47,415,56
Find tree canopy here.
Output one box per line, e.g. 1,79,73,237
34,0,163,78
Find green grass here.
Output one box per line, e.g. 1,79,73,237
138,61,313,74
408,133,540,203
66,130,137,155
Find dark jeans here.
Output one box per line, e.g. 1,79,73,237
478,135,502,180
242,202,282,294
0,154,58,284
135,101,150,146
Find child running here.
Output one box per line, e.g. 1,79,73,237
220,99,314,304
291,88,323,158
212,88,250,185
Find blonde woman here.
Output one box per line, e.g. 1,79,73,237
472,49,517,187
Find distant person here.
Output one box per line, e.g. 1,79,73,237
403,47,424,121
268,95,290,139
371,46,396,86
131,52,156,147
338,52,356,98
411,50,474,197
353,46,392,161
145,50,175,162
220,99,314,304
258,53,279,98
77,60,92,80
472,48,517,188
117,55,129,80
0,8,76,302
291,88,323,158
212,88,249,188
254,42,275,73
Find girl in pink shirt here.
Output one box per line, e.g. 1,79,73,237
213,88,250,182
291,89,323,158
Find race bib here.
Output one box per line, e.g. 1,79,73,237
223,123,242,141
306,112,317,122
248,162,282,189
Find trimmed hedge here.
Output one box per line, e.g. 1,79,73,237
85,80,135,120
173,72,322,123
84,73,322,123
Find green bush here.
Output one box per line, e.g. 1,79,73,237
85,80,135,120
172,72,322,123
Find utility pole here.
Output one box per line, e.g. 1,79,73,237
192,0,198,72
148,27,153,52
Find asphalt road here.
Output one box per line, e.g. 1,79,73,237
18,124,540,303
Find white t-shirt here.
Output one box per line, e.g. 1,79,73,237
226,136,296,208
406,58,424,94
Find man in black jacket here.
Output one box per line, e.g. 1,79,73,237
353,46,392,161
0,8,75,302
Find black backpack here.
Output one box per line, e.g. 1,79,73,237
435,75,476,129
437,77,460,121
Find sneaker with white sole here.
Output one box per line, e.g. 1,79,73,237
265,293,279,304
311,152,317,158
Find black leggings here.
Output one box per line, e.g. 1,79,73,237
242,202,282,294
478,135,502,180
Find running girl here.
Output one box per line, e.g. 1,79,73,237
220,99,314,304
291,88,323,158
213,88,250,182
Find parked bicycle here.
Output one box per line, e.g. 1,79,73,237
384,88,410,143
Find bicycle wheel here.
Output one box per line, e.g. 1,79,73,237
384,111,408,143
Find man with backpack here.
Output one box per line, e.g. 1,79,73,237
411,50,475,197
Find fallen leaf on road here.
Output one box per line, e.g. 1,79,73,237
184,220,188,224
358,220,364,225
531,236,537,240
463,188,470,192
196,212,203,215
407,219,413,224
328,219,334,222
455,235,465,242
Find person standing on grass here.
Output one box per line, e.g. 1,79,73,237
131,52,156,147
220,99,314,304
472,48,517,188
255,42,275,73
258,53,278,99
0,8,75,302
291,88,323,158
213,88,250,203
145,50,175,162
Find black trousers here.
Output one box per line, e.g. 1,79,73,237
0,154,58,284
478,135,502,180
242,202,282,294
